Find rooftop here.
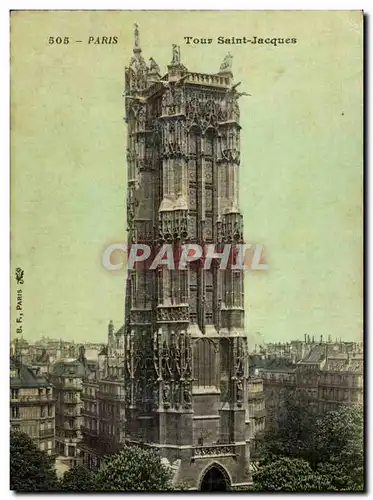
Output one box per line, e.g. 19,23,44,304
10,356,50,388
249,356,296,373
51,358,87,378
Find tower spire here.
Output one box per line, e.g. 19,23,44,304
126,23,147,97
133,23,141,53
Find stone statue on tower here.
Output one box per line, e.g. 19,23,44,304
219,52,233,72
171,44,181,65
134,23,140,49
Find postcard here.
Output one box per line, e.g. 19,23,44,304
10,10,364,492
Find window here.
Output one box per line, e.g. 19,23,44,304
193,338,217,387
11,389,19,399
220,339,230,377
40,442,46,451
11,407,20,419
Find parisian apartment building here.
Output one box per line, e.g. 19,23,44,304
10,355,56,458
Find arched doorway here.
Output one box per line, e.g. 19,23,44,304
200,465,230,492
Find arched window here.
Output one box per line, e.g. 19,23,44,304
193,338,217,387
220,338,230,378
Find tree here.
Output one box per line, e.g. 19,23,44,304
94,446,174,491
251,457,336,492
314,405,364,491
259,392,319,464
59,464,96,492
258,402,364,492
316,459,364,492
313,404,363,464
10,431,58,492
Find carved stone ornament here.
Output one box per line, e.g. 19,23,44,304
161,341,172,380
173,381,181,407
157,306,189,323
219,52,233,72
184,93,225,131
171,44,181,65
158,211,188,243
163,381,171,406
149,57,160,73
170,341,181,376
194,445,235,457
134,24,140,49
236,379,243,406
183,380,192,408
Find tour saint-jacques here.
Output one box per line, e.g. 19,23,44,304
123,24,250,490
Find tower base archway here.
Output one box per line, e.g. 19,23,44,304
200,465,230,492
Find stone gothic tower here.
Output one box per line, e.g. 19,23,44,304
123,25,251,490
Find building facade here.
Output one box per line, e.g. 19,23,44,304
317,344,364,412
251,339,364,432
250,357,296,431
123,26,251,491
10,356,56,458
80,374,100,468
247,375,265,472
50,356,87,470
80,322,126,468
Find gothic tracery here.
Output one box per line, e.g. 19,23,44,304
123,28,250,480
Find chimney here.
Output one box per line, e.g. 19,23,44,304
78,345,86,365
320,335,323,344
56,339,62,360
108,320,115,356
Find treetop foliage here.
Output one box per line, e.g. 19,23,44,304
255,402,364,492
10,430,58,492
